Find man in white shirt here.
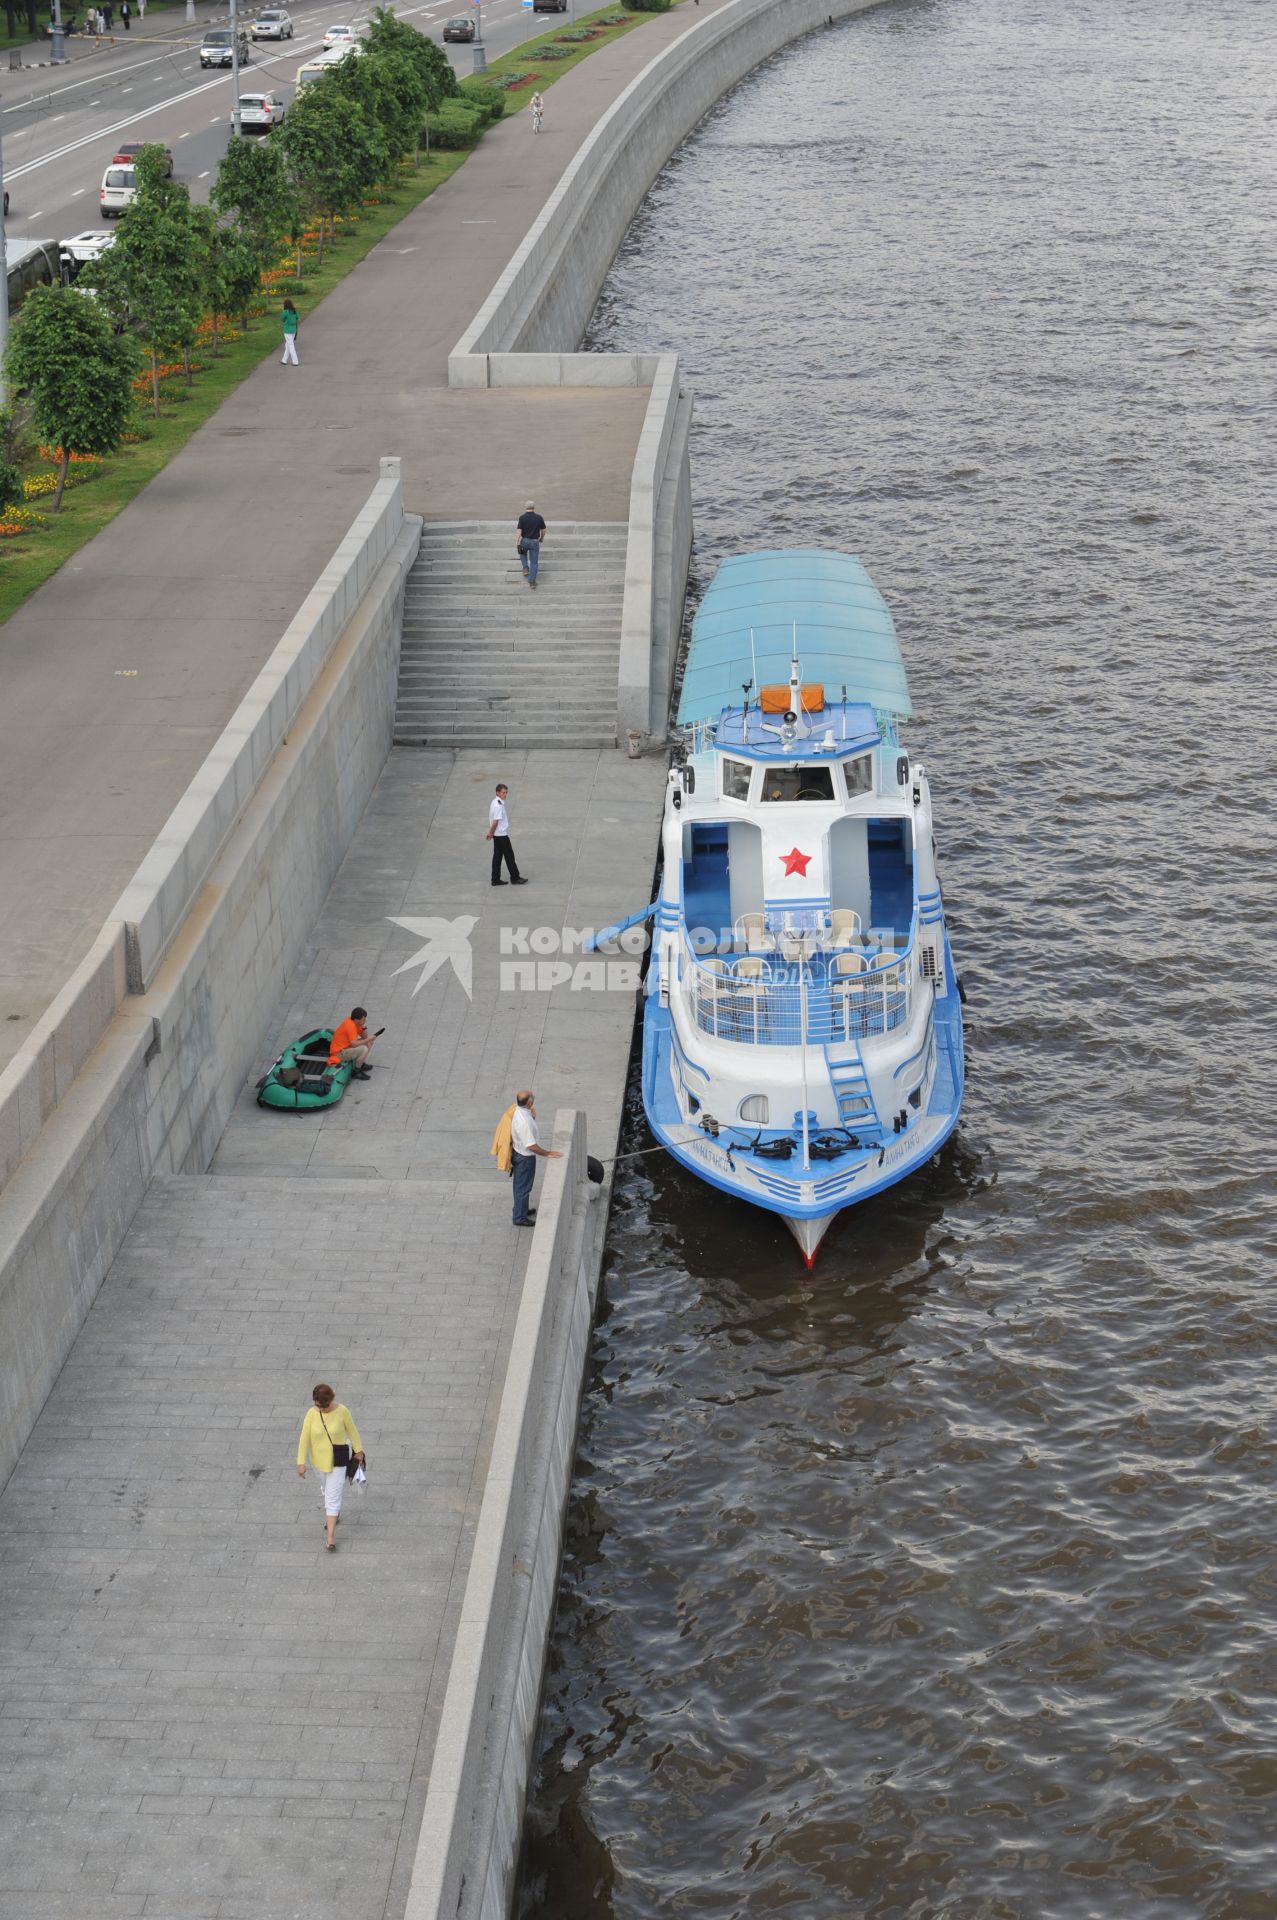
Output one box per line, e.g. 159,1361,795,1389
486,782,527,887
510,1089,562,1225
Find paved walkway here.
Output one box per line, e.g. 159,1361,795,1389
0,0,728,1069
0,745,665,1920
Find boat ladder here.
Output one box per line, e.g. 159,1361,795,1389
824,1044,880,1133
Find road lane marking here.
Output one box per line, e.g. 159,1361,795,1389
72,186,86,195
198,169,211,178
5,32,332,178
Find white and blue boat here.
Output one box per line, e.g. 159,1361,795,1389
642,550,964,1266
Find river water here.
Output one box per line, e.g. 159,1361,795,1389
517,0,1277,1912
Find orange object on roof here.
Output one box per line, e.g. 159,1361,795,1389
760,684,825,714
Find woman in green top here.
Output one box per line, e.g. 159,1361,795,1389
281,299,300,366
297,1382,363,1550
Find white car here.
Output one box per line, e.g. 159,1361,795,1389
322,22,356,48
99,164,136,221
251,7,293,37
237,91,286,132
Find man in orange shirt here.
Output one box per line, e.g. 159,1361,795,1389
328,1006,376,1079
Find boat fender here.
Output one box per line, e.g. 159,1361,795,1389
957,975,968,1005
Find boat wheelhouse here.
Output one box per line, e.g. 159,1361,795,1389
641,550,964,1265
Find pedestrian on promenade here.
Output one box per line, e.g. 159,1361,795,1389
509,1089,562,1227
486,782,527,887
137,0,146,16
121,0,131,27
530,90,544,133
297,1383,364,1551
515,499,546,587
281,299,300,365
103,1,113,27
328,1006,378,1078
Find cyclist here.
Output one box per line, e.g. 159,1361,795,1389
530,91,544,134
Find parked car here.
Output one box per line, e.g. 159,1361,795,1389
237,90,286,132
201,26,249,66
99,164,137,220
442,13,475,39
111,141,175,177
532,0,567,11
251,7,293,37
322,22,355,47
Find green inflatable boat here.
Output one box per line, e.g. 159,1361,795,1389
256,1029,354,1111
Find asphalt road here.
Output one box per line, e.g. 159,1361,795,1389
0,0,573,245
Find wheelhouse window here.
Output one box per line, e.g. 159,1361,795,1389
843,753,873,797
721,757,752,802
760,765,835,802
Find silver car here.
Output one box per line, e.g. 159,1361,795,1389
200,27,249,66
237,91,286,133
251,8,294,38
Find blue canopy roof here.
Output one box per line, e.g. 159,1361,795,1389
677,550,911,727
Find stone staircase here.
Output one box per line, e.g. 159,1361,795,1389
395,520,628,749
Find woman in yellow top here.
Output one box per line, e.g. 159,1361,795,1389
297,1383,364,1551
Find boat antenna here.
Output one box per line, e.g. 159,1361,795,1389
741,680,753,738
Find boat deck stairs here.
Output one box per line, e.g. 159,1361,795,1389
394,519,628,750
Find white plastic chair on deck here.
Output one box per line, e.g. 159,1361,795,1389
829,949,869,1042
737,912,770,955
731,955,769,1042
829,908,861,949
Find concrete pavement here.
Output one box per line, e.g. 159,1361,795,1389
0,743,665,1920
0,0,722,1071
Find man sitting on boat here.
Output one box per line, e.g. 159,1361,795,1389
329,1007,376,1081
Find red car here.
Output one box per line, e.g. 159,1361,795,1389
111,142,175,177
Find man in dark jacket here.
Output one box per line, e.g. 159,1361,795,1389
515,501,546,587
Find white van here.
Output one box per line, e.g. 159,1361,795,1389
99,164,136,221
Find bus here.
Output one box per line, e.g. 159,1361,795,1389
5,238,60,312
294,44,358,90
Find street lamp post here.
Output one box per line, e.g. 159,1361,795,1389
229,0,242,135
0,135,9,370
472,0,486,74
50,0,67,64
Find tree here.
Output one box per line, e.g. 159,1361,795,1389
211,134,299,280
277,83,386,261
4,287,137,511
192,208,261,355
87,149,207,414
330,44,428,179
364,5,457,111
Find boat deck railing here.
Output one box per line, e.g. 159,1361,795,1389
676,930,916,1047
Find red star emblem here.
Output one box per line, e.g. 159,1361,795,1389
780,847,811,878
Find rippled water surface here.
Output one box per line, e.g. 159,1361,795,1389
518,1,1277,1912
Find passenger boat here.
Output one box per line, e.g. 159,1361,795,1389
641,550,964,1265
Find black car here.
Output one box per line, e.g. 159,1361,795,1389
442,14,474,39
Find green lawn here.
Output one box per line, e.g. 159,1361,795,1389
0,3,661,621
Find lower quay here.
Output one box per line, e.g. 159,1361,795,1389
0,747,664,1920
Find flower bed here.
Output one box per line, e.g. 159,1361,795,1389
0,506,48,538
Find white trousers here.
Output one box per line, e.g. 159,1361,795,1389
320,1465,346,1517
282,334,299,365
